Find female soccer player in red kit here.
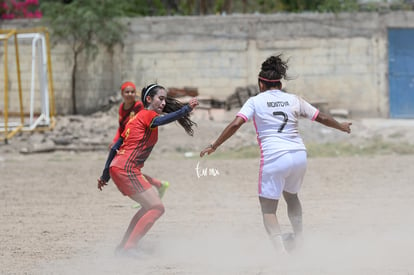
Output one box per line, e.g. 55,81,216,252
113,81,169,201
98,83,198,255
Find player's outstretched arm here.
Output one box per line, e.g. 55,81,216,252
200,116,245,157
315,112,352,133
151,98,199,127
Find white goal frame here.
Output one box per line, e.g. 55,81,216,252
0,28,55,142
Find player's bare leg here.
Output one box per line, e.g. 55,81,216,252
132,176,169,209
283,191,303,251
283,191,302,235
259,197,286,253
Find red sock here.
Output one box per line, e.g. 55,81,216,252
143,174,162,189
123,204,165,250
118,207,146,249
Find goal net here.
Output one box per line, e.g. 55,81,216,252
0,28,55,142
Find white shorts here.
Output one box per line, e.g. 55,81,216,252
258,150,307,200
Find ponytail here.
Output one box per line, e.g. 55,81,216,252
142,84,197,136
164,97,197,136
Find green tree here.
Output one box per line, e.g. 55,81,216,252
40,0,127,114
317,0,359,13
121,0,169,16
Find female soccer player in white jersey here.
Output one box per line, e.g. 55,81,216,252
200,55,352,253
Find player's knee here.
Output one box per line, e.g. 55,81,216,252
259,197,278,214
283,191,299,203
152,204,165,218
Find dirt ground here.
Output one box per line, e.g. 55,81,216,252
1,110,414,275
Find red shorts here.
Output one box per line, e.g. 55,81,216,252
109,166,153,196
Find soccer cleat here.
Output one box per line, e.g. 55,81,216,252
158,181,170,198
114,247,142,258
269,233,288,254
281,232,296,253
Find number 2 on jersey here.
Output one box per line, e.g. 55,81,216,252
273,111,288,132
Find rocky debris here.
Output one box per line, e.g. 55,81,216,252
20,139,56,154
226,85,259,110
226,86,332,114
1,95,414,156
168,88,226,118
0,105,119,155
167,87,199,98
330,108,350,118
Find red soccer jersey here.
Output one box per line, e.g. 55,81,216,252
110,109,158,170
112,101,144,143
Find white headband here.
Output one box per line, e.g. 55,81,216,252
143,84,159,102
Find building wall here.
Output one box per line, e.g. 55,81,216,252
1,12,414,116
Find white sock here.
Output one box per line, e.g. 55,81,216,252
269,233,287,254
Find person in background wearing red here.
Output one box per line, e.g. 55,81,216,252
111,81,144,147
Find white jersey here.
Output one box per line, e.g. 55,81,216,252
237,89,319,160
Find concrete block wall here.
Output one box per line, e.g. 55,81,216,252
1,12,414,116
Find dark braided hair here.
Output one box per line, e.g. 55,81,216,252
141,84,197,136
258,54,291,89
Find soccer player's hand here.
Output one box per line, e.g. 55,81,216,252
97,177,107,191
200,144,215,157
188,98,199,109
340,122,352,133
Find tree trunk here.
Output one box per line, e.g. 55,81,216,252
200,0,207,14
71,51,78,114
224,0,232,14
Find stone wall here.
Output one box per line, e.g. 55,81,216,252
1,12,414,116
